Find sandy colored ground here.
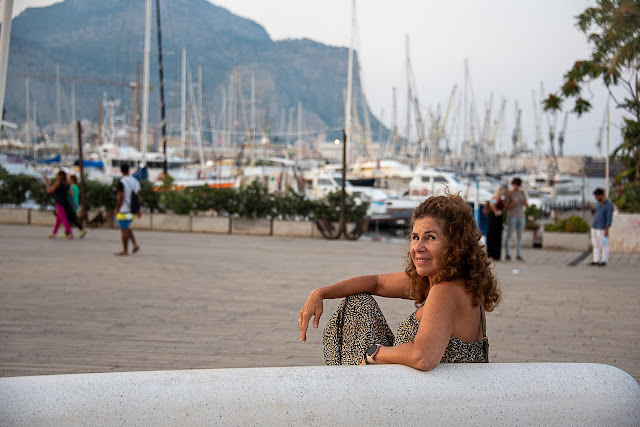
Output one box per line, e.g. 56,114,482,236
1,224,638,382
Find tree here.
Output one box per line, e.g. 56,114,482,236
544,0,640,183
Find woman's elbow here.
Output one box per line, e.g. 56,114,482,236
414,356,439,371
408,347,440,371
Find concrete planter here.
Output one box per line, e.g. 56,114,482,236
272,220,315,238
191,216,230,234
0,207,29,224
610,212,640,253
131,214,152,230
29,209,56,226
543,231,590,251
151,214,191,232
231,218,272,236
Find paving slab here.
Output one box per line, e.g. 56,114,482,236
0,224,638,382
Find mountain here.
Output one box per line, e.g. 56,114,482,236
3,0,387,145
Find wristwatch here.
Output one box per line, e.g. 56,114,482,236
365,344,381,364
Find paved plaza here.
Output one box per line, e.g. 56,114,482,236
1,224,638,382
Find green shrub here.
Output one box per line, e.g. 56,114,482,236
274,188,315,220
236,180,276,219
544,215,590,233
312,190,370,223
525,204,541,231
84,178,117,211
0,170,371,224
140,180,161,213
610,179,640,213
0,171,46,207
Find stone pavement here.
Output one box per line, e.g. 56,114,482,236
1,224,638,382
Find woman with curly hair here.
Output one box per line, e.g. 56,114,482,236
299,193,502,370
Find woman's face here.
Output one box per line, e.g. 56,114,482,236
410,216,449,278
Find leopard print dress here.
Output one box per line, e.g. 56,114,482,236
322,293,486,365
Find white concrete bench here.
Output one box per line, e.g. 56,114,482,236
1,363,638,426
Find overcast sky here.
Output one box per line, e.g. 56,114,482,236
12,0,622,157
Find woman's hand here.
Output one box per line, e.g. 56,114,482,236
299,289,324,342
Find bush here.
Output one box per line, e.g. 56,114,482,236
0,170,371,225
525,204,541,231
544,215,590,233
312,190,370,223
610,179,640,213
84,178,117,211
274,188,315,220
0,171,40,207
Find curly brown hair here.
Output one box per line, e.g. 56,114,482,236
404,193,502,312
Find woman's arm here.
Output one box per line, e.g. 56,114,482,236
368,281,464,370
299,272,410,342
45,179,59,194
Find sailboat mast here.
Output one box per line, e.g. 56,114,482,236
0,0,13,132
140,0,152,167
181,46,186,159
155,0,168,174
344,0,355,166
405,35,411,159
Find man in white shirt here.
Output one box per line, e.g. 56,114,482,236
115,163,142,256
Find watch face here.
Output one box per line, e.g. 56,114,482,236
366,344,378,357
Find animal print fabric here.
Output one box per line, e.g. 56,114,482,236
323,293,486,365
395,312,486,363
322,293,395,365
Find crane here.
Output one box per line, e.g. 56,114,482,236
557,111,569,157
511,100,522,157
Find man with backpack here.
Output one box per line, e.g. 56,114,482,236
115,163,142,256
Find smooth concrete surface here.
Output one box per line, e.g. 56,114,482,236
272,219,315,238
610,212,640,253
543,231,590,251
231,217,271,236
191,216,230,234
1,364,638,426
0,207,28,224
151,213,191,232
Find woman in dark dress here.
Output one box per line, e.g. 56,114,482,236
486,184,508,261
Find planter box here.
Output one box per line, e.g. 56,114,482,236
151,214,191,232
131,214,152,230
29,209,56,226
609,212,640,253
272,220,315,238
191,216,230,234
0,208,29,224
542,231,590,251
231,218,271,236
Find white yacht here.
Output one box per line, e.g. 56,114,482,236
302,169,388,216
93,143,188,180
408,167,493,203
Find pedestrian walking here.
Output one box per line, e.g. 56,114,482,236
114,164,141,256
64,174,87,239
588,188,614,266
45,170,73,240
504,177,528,261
